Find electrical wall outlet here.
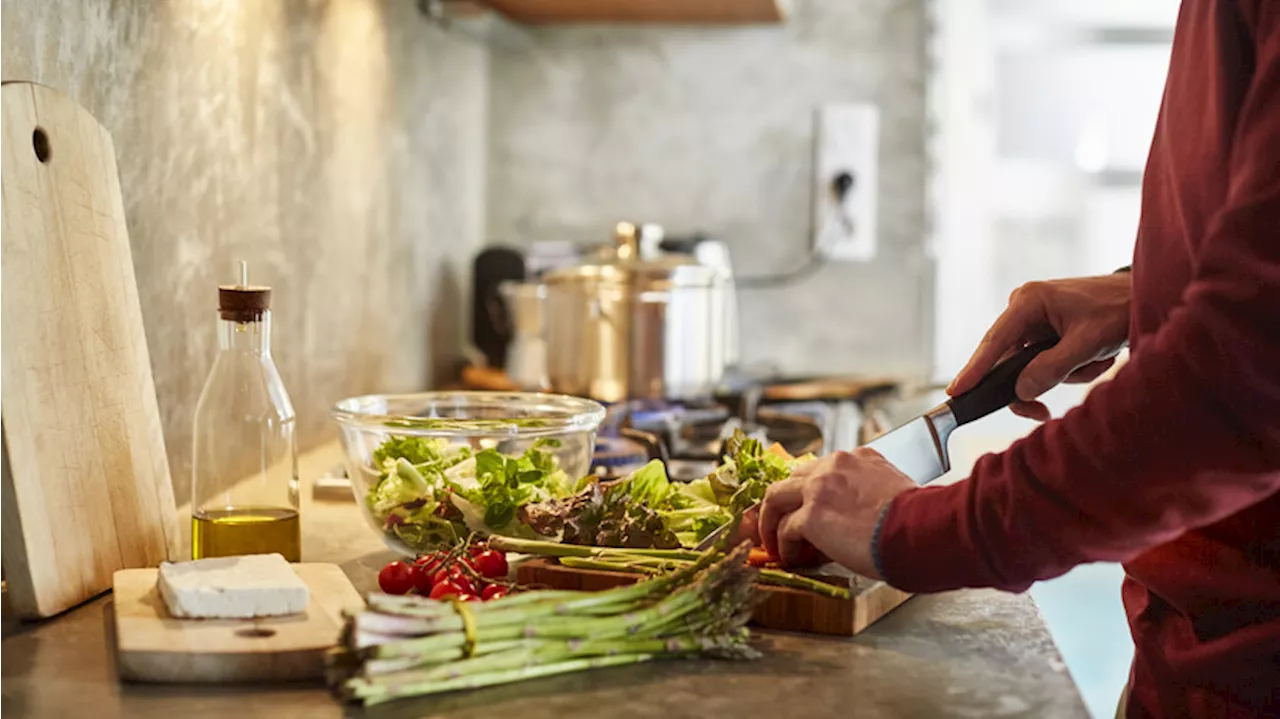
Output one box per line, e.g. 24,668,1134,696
812,103,880,261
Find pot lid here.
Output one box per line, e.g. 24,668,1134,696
543,222,717,287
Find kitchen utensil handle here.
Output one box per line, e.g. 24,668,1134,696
948,337,1059,426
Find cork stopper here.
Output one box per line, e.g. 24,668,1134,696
219,261,271,322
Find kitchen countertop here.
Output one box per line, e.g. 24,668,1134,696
2,444,1089,719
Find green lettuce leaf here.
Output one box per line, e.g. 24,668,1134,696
672,477,719,507
706,430,797,513
367,472,427,517
372,436,452,467
615,460,672,507
389,515,466,553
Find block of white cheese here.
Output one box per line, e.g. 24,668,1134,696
156,553,310,619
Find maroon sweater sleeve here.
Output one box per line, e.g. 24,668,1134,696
877,9,1280,594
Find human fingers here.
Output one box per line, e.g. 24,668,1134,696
758,477,805,559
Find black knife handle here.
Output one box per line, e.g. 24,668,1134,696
948,337,1059,426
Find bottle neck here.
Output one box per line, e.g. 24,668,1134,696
217,311,271,355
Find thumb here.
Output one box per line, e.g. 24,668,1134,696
1014,334,1097,400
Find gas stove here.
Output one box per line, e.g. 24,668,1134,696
590,399,828,481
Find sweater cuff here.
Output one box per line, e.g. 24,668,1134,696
877,482,1020,593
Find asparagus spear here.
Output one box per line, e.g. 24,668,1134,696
558,556,852,600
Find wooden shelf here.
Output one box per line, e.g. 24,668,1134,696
453,0,787,25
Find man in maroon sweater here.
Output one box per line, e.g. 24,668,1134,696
759,2,1279,717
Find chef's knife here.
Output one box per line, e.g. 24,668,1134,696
694,338,1057,550
858,337,1057,483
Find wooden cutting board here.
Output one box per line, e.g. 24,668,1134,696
517,558,912,636
1,81,180,618
112,563,364,683
761,375,904,403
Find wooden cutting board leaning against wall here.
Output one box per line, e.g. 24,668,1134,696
1,81,180,618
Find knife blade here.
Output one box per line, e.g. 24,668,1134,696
693,338,1057,551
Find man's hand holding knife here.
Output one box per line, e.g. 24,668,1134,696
753,272,1130,583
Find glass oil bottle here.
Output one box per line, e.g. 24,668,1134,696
191,262,300,561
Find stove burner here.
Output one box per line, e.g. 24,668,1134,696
592,436,647,470
674,408,823,461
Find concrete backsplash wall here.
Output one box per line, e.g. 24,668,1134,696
2,0,489,502
486,0,932,378
2,0,931,503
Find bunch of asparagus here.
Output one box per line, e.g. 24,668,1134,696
328,542,762,706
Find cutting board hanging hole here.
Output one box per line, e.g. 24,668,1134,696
235,627,277,639
32,127,50,163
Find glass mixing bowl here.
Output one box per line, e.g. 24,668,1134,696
331,391,606,556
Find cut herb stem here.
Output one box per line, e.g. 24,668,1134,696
489,536,703,561
490,536,852,600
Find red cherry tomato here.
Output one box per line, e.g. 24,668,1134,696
457,593,480,602
433,563,477,593
428,580,464,600
414,554,443,574
377,561,414,595
453,575,477,596
431,565,463,587
481,584,509,601
468,541,488,558
411,562,436,595
471,550,509,579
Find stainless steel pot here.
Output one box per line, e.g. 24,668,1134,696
543,222,727,402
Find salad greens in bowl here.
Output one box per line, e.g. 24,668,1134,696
331,391,606,555
332,391,818,557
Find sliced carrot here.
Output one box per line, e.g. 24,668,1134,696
765,442,795,461
747,547,773,567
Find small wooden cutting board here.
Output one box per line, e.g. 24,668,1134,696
112,563,363,684
517,558,912,637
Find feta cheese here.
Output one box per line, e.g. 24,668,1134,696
156,553,310,619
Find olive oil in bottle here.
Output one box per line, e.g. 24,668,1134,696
190,262,300,561
192,507,301,561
